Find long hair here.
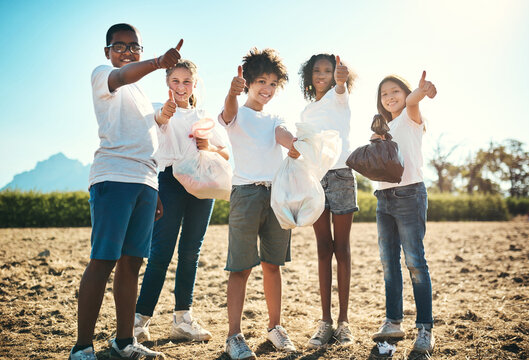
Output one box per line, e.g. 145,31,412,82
299,53,356,101
376,75,412,122
166,59,198,107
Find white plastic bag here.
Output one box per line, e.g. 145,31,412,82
161,116,232,201
271,123,341,229
173,150,232,201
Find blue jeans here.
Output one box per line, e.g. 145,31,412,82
374,182,433,329
136,167,214,315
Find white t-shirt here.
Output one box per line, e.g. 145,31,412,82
218,106,285,185
157,107,228,170
378,107,424,190
300,87,352,169
89,65,159,190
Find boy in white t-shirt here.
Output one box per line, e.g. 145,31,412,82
219,48,300,360
69,23,183,360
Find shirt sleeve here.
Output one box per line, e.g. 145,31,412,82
217,108,237,129
402,107,425,130
91,65,116,100
334,86,349,105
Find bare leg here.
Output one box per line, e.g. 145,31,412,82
261,261,282,329
333,213,353,323
76,259,116,345
227,269,252,336
114,255,143,339
312,209,334,323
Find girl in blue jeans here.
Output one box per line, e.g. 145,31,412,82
371,72,437,354
134,60,229,342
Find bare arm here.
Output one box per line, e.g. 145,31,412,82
334,55,348,95
108,40,183,93
406,71,437,124
221,65,245,125
195,138,230,160
275,126,300,159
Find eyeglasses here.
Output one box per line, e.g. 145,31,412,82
106,42,143,54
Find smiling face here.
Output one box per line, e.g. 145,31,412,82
104,30,141,68
167,67,196,108
245,73,278,111
312,58,334,100
380,80,407,119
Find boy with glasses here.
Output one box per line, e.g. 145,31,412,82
69,23,182,360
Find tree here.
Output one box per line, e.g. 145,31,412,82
491,139,529,197
429,136,460,193
460,146,501,195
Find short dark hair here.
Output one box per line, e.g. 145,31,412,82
242,48,288,93
299,53,356,101
106,23,140,46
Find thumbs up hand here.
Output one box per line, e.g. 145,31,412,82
229,65,246,96
157,89,177,125
418,71,437,99
157,39,184,69
334,55,349,86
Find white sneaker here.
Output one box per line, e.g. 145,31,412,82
267,325,296,352
171,310,212,341
110,337,165,359
413,326,435,353
225,333,256,360
68,346,96,360
134,313,152,342
334,321,353,346
307,320,334,349
372,320,405,341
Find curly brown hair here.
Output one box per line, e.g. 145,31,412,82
299,54,356,101
242,48,288,93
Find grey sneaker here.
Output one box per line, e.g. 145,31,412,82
372,321,405,341
171,310,212,341
267,325,296,352
134,313,152,342
307,320,334,349
413,326,435,353
110,338,165,359
68,346,96,360
334,321,353,346
225,333,256,360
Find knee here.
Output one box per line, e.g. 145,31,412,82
406,263,429,284
261,261,280,275
317,244,334,262
178,249,200,264
334,245,351,263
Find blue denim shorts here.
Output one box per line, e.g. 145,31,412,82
226,184,291,271
321,168,359,215
89,181,158,260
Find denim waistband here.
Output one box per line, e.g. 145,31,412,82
375,182,426,194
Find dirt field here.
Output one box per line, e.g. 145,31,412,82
1,221,528,360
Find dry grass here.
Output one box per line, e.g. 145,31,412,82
0,221,528,359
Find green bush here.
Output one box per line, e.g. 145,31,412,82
210,200,230,225
505,197,529,216
0,189,515,227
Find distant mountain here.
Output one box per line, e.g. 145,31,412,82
1,153,90,192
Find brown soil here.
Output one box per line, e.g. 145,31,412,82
1,222,528,359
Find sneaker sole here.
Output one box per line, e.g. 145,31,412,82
226,354,256,360
268,340,297,353
372,332,405,342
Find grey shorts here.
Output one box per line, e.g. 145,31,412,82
321,168,359,215
225,184,291,272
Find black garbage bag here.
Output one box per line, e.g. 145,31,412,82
346,115,404,183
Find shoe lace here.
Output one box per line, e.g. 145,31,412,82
231,335,251,354
415,327,431,346
274,327,294,348
314,321,331,339
379,321,393,332
336,324,352,340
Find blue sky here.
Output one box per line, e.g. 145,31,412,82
1,0,528,188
